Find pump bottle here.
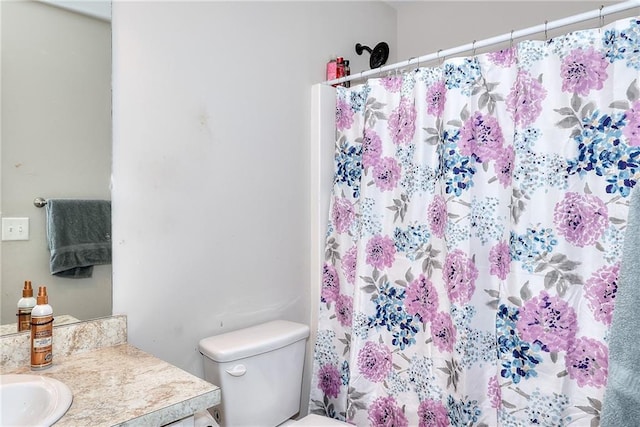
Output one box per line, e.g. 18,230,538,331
31,286,53,370
17,280,36,332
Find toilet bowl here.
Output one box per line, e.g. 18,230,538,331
199,320,349,427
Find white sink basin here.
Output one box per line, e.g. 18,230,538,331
0,374,73,427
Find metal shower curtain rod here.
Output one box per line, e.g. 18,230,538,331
324,0,640,86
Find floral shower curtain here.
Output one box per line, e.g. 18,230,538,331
309,17,640,427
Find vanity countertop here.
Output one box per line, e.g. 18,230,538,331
7,343,220,426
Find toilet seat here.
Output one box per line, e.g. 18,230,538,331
279,414,350,426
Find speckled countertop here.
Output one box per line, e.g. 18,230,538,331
7,344,220,426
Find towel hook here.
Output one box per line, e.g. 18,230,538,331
34,197,47,208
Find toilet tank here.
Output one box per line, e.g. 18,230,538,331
199,320,310,427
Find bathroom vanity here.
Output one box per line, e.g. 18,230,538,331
0,315,220,426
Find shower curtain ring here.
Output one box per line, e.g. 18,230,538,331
407,56,414,72
599,5,605,30
437,49,443,65
510,30,514,49
544,20,548,40
472,40,477,57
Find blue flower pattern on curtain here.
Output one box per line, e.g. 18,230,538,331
310,17,640,427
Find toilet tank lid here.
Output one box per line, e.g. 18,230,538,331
199,320,310,363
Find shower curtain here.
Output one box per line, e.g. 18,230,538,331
309,16,640,427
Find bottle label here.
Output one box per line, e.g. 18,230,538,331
17,308,32,332
31,315,53,369
337,63,345,80
326,62,337,81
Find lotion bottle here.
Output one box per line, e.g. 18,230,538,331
326,55,337,81
31,286,53,370
343,60,351,88
336,56,345,80
17,280,36,332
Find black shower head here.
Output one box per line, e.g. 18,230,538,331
355,42,390,69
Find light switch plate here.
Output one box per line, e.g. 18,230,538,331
2,217,30,241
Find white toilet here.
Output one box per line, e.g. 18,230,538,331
198,320,349,427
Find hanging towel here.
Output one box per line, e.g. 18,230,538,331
601,187,640,426
45,199,112,279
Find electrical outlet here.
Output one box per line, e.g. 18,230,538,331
2,217,30,241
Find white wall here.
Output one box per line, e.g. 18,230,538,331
111,0,396,417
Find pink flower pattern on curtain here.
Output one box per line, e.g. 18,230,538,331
310,17,640,427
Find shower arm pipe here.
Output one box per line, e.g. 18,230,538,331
323,0,640,86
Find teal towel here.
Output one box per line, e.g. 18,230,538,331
45,199,112,279
601,187,640,425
